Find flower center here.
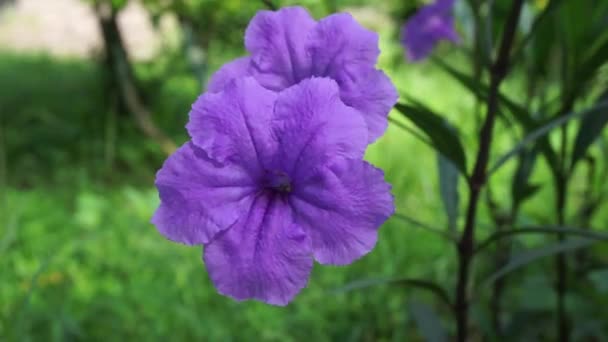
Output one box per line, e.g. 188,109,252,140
264,170,292,194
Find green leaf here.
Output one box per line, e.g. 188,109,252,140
568,6,608,95
331,277,452,307
511,148,540,209
409,301,448,342
431,57,531,125
432,57,488,100
571,91,608,169
487,112,567,176
511,0,564,75
488,100,608,176
394,103,467,174
559,0,592,64
589,269,608,293
111,0,128,10
432,57,561,174
476,226,608,254
437,154,459,234
393,213,456,241
482,238,601,286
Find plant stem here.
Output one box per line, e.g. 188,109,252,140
486,188,516,336
555,108,572,342
454,1,524,340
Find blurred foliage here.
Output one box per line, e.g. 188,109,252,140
1,0,608,340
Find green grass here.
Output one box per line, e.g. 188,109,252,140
1,38,607,340
0,48,459,340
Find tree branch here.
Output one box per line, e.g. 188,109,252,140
95,1,176,156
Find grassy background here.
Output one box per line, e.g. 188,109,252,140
1,4,608,341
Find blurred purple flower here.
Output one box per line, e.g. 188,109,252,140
152,78,394,305
401,0,459,62
207,6,397,143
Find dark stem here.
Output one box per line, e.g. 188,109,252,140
555,104,572,341
555,177,568,341
486,187,516,337
454,1,524,341
490,253,507,335
574,157,598,273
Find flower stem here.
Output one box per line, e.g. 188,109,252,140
555,104,573,342
454,1,524,340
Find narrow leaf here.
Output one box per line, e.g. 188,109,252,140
331,277,452,307
511,148,539,209
488,100,608,175
483,238,600,286
437,154,459,234
572,25,608,95
510,0,564,68
393,213,456,241
409,300,448,342
571,91,608,169
394,103,467,174
431,57,531,125
476,226,608,254
432,57,561,174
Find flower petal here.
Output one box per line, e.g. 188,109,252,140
152,142,257,245
206,57,252,93
338,69,398,142
401,0,459,62
245,6,316,90
290,158,394,265
308,13,379,79
187,77,277,169
204,195,313,306
271,78,368,181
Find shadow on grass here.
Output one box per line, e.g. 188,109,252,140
0,53,194,187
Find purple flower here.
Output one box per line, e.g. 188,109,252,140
401,0,459,62
206,6,398,143
152,78,394,305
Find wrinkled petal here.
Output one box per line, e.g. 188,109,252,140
308,13,379,79
187,77,277,170
204,195,313,306
290,158,394,265
206,57,252,93
338,69,398,142
270,78,368,180
152,142,257,245
245,6,316,90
